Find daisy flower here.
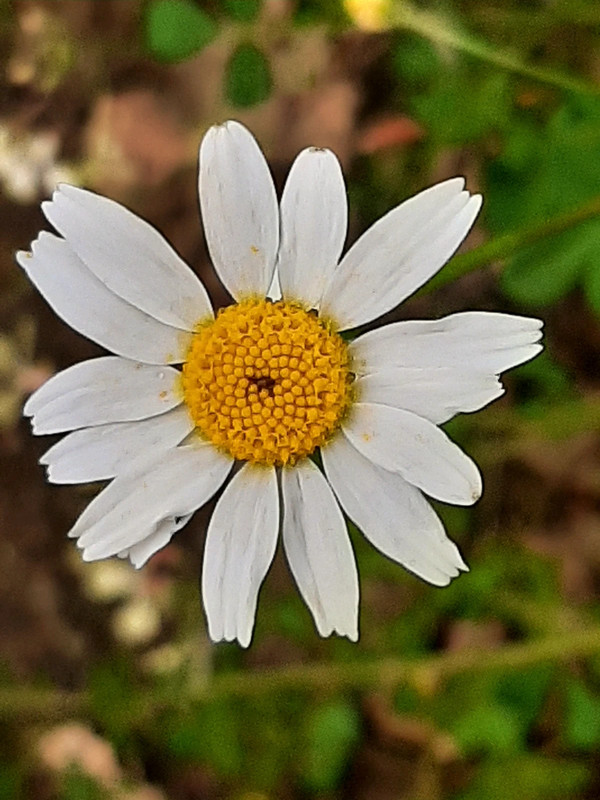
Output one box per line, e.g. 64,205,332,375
18,121,542,647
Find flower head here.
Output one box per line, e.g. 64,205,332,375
18,121,543,647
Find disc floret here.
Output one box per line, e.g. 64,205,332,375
182,299,351,465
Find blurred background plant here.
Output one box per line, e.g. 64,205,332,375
1,0,600,798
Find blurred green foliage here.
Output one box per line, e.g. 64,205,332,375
510,352,575,419
563,677,600,750
225,43,272,108
0,766,22,800
223,0,261,23
488,96,600,311
166,698,244,773
413,68,512,145
294,0,349,27
60,769,108,800
302,700,361,792
457,755,590,800
144,0,218,62
60,540,598,799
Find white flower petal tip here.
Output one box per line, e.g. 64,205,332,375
25,357,182,435
41,184,213,330
277,146,348,310
320,179,483,330
95,512,193,569
202,464,279,649
354,368,505,425
282,459,359,641
70,445,233,561
351,311,545,377
349,311,544,422
40,406,194,484
343,403,483,506
323,433,471,587
199,121,279,301
17,235,192,366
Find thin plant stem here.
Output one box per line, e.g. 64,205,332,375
390,1,599,96
2,625,600,722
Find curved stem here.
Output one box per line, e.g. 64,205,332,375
391,1,598,96
3,625,600,722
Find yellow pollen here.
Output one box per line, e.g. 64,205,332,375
181,299,352,466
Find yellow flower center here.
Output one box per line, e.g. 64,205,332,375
182,299,352,466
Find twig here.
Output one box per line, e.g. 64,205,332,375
391,1,598,96
2,626,600,722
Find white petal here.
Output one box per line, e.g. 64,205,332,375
17,234,191,365
321,179,482,329
277,147,347,309
199,121,279,300
121,512,194,568
354,367,504,424
41,406,194,484
342,402,482,505
350,311,543,376
42,184,212,330
25,356,182,434
322,433,467,586
281,458,358,640
202,463,279,648
72,444,233,560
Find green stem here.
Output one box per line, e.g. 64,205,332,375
390,1,598,96
418,194,600,295
3,626,600,721
209,626,600,699
472,3,600,33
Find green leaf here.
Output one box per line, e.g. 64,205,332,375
144,0,218,63
451,704,523,756
294,0,349,27
225,43,272,107
512,351,573,401
274,597,313,641
500,227,590,306
457,754,589,800
412,68,511,145
61,768,108,800
564,677,600,750
222,0,261,22
87,658,139,750
392,35,440,84
0,764,23,800
166,700,243,774
302,700,360,792
511,350,575,419
583,253,600,314
240,696,298,790
487,96,600,311
494,666,554,729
